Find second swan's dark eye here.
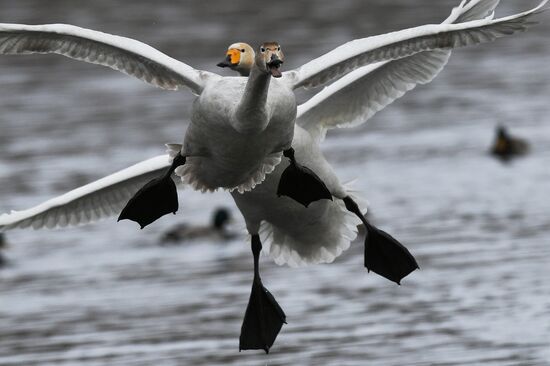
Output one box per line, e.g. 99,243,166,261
277,46,280,51
241,49,245,52
260,47,266,53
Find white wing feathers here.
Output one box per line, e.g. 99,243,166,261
0,23,215,93
296,50,451,141
285,0,547,90
0,155,170,231
449,0,501,23
295,0,511,140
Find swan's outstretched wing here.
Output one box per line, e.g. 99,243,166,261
284,0,546,90
297,0,502,140
0,155,171,231
0,23,216,93
296,51,451,141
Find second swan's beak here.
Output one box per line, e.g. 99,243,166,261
267,54,283,78
217,54,233,68
217,48,241,68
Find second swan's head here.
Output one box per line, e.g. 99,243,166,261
256,42,284,78
217,42,255,76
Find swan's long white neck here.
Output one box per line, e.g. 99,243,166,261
232,66,271,135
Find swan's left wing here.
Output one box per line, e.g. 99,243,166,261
297,0,502,140
283,0,547,90
0,155,170,231
296,50,451,141
0,23,216,93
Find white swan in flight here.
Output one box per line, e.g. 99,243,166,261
0,0,545,224
0,0,546,353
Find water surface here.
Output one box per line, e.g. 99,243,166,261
1,1,549,365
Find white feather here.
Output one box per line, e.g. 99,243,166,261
296,0,505,141
0,156,170,231
0,23,216,93
284,0,546,89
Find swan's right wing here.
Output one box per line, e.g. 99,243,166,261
0,23,217,93
283,0,546,90
296,51,451,141
0,155,171,231
297,0,502,141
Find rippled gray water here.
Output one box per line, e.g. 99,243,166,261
1,1,549,365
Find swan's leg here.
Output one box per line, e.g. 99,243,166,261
277,147,332,207
240,234,286,354
118,154,186,229
342,196,419,284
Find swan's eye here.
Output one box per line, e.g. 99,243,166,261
240,49,245,53
260,47,266,53
277,46,280,51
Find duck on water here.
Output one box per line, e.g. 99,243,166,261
160,207,237,244
490,125,530,161
0,0,547,353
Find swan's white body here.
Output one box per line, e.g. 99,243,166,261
0,0,546,264
181,76,295,193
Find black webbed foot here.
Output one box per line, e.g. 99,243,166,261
239,235,286,353
118,154,186,229
240,278,286,353
277,148,332,207
362,221,419,284
343,196,419,284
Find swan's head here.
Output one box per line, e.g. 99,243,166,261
217,42,255,76
256,42,284,78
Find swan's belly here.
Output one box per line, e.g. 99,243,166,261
179,78,296,192
178,130,286,192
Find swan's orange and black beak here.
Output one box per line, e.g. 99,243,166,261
217,48,240,68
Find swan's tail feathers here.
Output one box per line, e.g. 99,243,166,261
342,196,419,284
259,199,361,267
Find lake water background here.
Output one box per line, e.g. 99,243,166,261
0,1,549,365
